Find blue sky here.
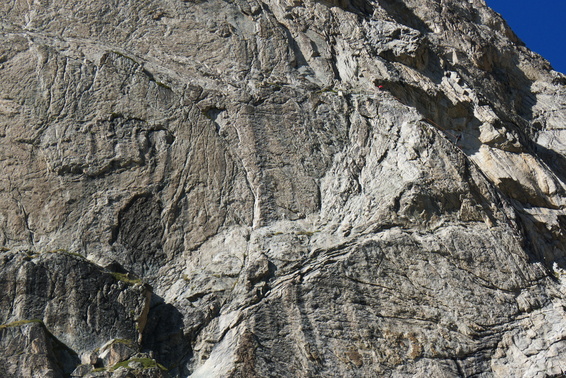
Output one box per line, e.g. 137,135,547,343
485,0,566,74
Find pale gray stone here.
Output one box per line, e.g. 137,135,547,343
1,0,566,377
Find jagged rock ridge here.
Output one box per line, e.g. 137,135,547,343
1,0,566,376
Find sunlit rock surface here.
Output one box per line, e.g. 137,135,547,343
1,0,566,376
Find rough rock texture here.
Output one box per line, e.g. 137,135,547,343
0,249,160,375
1,0,566,376
0,320,78,377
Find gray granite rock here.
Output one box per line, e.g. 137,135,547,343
1,0,566,376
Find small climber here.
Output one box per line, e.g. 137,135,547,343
455,134,462,145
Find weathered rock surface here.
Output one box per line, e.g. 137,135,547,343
0,320,78,377
0,249,160,376
1,0,566,376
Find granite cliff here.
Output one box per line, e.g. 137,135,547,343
1,0,566,376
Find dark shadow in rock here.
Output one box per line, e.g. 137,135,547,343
381,80,483,153
534,142,566,186
498,142,566,271
105,260,129,274
142,294,192,377
314,0,373,17
449,50,537,136
110,193,165,277
47,326,81,376
256,3,310,71
375,0,431,33
0,321,80,377
281,22,310,70
422,46,446,84
514,202,566,271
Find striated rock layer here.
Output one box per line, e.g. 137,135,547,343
1,0,566,376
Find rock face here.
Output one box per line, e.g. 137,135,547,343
1,0,566,376
0,250,158,376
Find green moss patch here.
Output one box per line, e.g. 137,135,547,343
0,319,43,330
110,272,142,285
46,249,85,259
296,230,317,237
110,357,167,372
113,338,135,346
